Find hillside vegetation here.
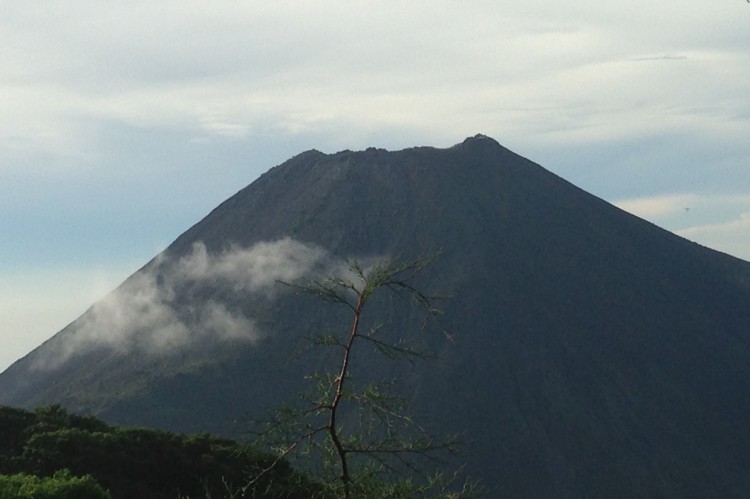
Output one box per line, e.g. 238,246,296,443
0,405,318,499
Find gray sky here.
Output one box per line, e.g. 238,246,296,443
1,1,749,372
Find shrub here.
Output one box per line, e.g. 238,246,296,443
0,469,112,499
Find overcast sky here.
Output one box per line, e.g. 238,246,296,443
1,1,749,372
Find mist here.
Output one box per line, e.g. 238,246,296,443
32,238,344,370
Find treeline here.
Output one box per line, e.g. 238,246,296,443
0,405,318,499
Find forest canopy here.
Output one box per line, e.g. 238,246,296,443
0,405,317,499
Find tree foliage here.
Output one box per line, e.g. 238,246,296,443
0,469,112,499
252,255,476,498
0,405,318,499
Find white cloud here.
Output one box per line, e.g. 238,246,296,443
174,239,329,295
0,266,133,373
27,238,352,371
615,194,701,220
2,1,748,165
677,213,750,262
615,193,750,262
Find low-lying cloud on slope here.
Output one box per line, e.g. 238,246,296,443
32,238,346,370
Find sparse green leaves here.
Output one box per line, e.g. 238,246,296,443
254,254,474,498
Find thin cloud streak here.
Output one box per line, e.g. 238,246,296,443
615,194,702,220
627,54,688,61
616,193,750,262
677,213,750,262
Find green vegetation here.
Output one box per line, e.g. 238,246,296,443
253,257,475,498
0,470,111,499
0,405,318,499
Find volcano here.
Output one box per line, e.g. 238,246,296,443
2,135,750,497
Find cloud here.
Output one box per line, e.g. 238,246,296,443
615,193,750,262
614,194,701,219
173,239,329,295
2,1,748,164
677,213,750,262
0,266,134,373
627,54,688,61
30,238,340,370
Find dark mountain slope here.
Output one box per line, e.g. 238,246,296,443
2,135,750,497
